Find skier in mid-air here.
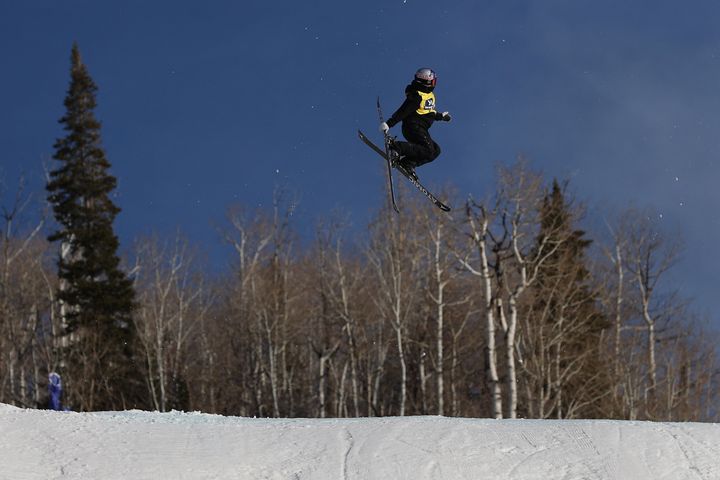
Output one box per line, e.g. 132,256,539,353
379,68,452,178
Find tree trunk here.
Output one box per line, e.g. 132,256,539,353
505,298,518,419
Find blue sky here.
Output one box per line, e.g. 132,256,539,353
1,1,719,322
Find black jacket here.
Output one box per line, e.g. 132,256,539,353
386,80,445,130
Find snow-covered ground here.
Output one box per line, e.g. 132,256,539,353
1,403,719,479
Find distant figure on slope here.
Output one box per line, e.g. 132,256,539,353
379,68,452,178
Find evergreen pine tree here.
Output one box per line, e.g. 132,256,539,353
529,179,609,418
47,43,139,411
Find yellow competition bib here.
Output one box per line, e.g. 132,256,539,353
416,91,436,115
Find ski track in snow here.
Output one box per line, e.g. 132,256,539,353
1,404,719,479
340,427,353,480
663,423,716,480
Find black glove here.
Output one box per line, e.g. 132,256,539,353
441,111,452,122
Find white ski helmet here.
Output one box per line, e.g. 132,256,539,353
414,68,437,87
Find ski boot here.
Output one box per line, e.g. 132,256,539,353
387,137,418,180
387,137,401,162
396,158,418,181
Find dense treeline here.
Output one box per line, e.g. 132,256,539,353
0,161,717,420
0,44,717,420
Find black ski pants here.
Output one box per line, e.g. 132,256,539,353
396,121,441,168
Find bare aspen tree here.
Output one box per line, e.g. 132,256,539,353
461,163,609,420
222,200,282,416
365,316,391,416
418,203,470,416
221,193,303,418
461,200,503,418
332,241,363,417
497,176,540,419
258,194,298,417
332,358,350,417
428,219,448,415
367,205,423,416
0,179,48,407
622,210,681,408
461,162,546,419
132,233,207,411
601,220,627,407
594,209,720,421
313,215,363,417
597,215,642,418
313,339,340,418
309,221,342,418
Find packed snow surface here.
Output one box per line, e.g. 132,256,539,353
1,403,719,479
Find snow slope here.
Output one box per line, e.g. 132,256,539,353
1,403,718,480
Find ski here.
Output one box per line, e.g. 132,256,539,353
357,129,451,213
358,130,398,212
373,97,400,213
